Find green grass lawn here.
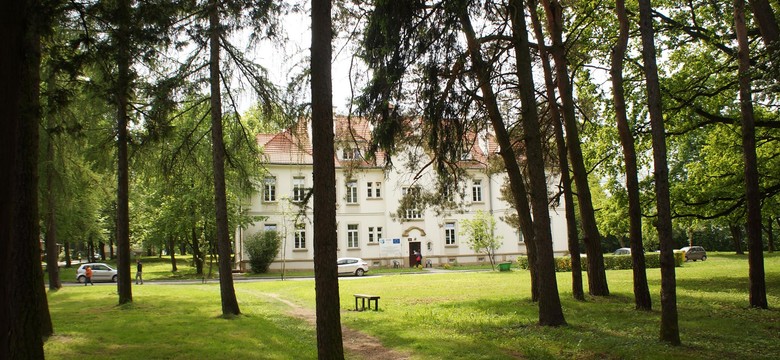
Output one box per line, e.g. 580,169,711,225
45,253,780,359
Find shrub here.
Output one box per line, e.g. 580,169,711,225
516,252,683,272
245,230,281,273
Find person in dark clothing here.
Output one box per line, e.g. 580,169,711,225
135,259,143,285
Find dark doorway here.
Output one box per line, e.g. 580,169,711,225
408,242,421,267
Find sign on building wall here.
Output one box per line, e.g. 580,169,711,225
378,238,403,258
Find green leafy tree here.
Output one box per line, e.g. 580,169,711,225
460,210,503,270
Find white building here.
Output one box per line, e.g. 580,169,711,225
234,116,569,270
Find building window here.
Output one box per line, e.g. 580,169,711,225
293,177,305,202
342,147,360,160
368,226,383,243
472,179,482,202
347,224,359,248
402,186,422,219
442,186,454,202
264,224,277,232
445,222,456,245
461,147,472,160
263,177,276,202
346,180,358,204
367,181,382,198
294,223,306,249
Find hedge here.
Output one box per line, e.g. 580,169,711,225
516,252,684,272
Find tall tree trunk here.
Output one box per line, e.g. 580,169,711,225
730,224,745,254
169,235,178,272
64,240,71,267
311,0,345,357
734,0,768,309
637,0,680,345
539,0,609,296
0,1,23,353
507,0,566,326
208,0,240,317
44,76,62,289
454,2,540,304
115,0,133,305
528,0,583,301
2,0,51,355
457,1,562,325
613,0,651,311
747,0,779,47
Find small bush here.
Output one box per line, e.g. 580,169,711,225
245,230,281,273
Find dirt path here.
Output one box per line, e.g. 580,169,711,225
265,293,412,360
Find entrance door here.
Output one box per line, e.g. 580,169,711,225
408,241,421,267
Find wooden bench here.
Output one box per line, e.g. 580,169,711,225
353,294,380,311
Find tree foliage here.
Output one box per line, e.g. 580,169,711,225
460,210,503,270
244,230,281,273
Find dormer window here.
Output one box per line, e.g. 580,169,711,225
341,147,360,160
461,147,472,160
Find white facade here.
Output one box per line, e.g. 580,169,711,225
234,118,569,270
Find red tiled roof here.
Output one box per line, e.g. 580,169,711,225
257,119,312,164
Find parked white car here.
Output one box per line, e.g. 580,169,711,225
76,263,118,283
337,257,369,276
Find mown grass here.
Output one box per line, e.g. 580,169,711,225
45,253,780,359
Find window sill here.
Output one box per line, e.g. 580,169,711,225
367,242,379,246
292,248,308,252
445,244,458,248
347,247,361,251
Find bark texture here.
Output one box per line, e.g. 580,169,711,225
539,0,609,296
508,0,566,326
734,0,768,309
747,0,779,46
613,0,651,311
528,0,583,301
311,0,345,357
4,0,52,355
116,0,133,305
209,0,241,316
637,0,680,345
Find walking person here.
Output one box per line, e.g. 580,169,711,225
136,259,143,285
84,266,93,286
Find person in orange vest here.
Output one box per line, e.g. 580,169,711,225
84,266,93,286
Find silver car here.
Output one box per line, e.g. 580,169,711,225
613,248,631,255
337,257,369,276
76,263,118,283
680,246,707,261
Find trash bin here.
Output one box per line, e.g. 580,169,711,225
498,262,512,272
